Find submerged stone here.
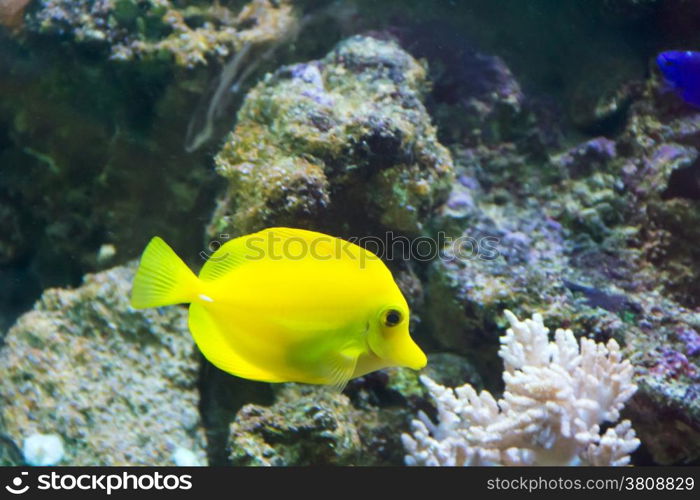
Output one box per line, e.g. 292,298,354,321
27,0,300,68
228,384,406,466
418,63,700,463
0,264,207,465
210,35,454,237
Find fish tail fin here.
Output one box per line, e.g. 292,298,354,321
130,237,201,309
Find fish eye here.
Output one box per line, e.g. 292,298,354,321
383,309,403,327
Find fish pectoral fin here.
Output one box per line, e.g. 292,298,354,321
326,350,359,393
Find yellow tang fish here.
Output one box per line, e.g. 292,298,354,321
130,227,427,390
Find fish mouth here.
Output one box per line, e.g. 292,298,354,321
406,350,428,370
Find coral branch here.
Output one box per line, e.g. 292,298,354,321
402,310,639,466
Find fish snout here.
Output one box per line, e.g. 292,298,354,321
657,52,671,66
391,335,427,370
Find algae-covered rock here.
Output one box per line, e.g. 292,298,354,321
0,264,207,465
0,29,220,325
548,78,700,464
210,35,454,237
615,82,700,309
27,0,300,68
229,386,361,466
418,64,700,462
423,186,638,384
228,384,406,466
0,431,23,465
227,351,480,466
621,297,700,465
628,375,700,465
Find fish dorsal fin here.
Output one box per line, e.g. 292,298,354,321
198,228,283,281
199,236,251,281
199,227,383,282
263,227,340,259
200,227,346,282
267,227,383,265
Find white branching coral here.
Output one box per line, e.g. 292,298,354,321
402,310,639,466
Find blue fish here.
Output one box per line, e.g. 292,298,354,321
657,50,700,107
